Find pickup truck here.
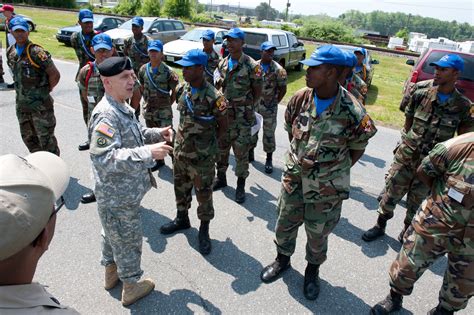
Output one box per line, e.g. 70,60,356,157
221,27,306,71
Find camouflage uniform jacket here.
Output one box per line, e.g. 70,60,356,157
174,81,228,162
399,84,474,166
77,61,104,107
399,79,434,112
418,132,474,250
6,40,54,110
138,62,179,107
70,31,97,72
215,53,262,105
348,73,367,103
123,34,151,74
258,59,287,107
89,94,163,206
283,86,377,203
203,49,220,86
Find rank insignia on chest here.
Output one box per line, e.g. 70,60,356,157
216,96,227,111
96,122,115,138
255,65,262,77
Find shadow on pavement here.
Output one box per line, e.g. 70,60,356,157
358,153,386,169
349,185,380,211
141,207,173,254
250,158,283,183
155,163,174,185
64,176,92,211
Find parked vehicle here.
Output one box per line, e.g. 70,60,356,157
56,15,126,46
0,11,36,31
105,17,187,53
222,28,306,71
334,44,379,87
163,27,228,63
405,48,474,101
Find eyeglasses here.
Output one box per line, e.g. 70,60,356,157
50,196,65,219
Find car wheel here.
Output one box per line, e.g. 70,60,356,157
27,21,35,32
294,55,305,71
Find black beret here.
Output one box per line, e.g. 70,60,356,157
97,57,132,77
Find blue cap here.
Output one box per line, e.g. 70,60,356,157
260,41,277,51
92,33,113,51
223,28,245,40
176,49,208,67
300,45,347,67
354,47,366,56
9,17,29,32
132,16,144,27
148,40,163,52
429,54,464,72
201,29,215,41
344,51,358,68
79,9,94,23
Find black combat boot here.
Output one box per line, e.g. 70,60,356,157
248,148,255,162
370,290,403,314
78,140,90,151
265,152,273,174
427,304,454,315
362,215,388,242
212,171,227,191
260,253,291,283
303,263,320,300
160,212,191,234
198,220,211,255
235,177,246,204
80,191,96,204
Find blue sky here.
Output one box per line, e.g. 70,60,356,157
206,0,474,24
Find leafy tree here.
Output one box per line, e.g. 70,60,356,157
114,0,141,16
163,0,192,18
255,2,278,21
14,0,75,8
395,28,409,43
301,20,367,44
138,0,161,17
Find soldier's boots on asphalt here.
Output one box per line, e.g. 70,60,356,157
212,172,227,191
260,253,291,283
235,177,246,204
78,141,90,151
160,212,191,234
427,304,454,315
104,263,119,290
265,153,273,174
198,220,211,255
80,191,96,204
249,148,255,162
370,290,403,314
362,215,388,242
303,263,320,300
121,279,155,306
150,159,165,172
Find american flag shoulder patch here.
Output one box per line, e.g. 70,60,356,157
96,122,115,138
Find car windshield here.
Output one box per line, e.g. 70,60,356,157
180,29,206,42
119,19,153,31
93,17,105,28
422,51,474,82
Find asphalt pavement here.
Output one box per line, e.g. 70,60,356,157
0,55,472,315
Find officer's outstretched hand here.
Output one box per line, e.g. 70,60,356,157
148,142,173,160
159,126,174,143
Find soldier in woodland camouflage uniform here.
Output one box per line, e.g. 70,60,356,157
260,45,377,301
159,50,228,255
7,17,61,156
89,57,173,306
249,41,287,174
138,40,179,168
123,17,150,75
363,54,474,243
354,47,370,83
371,132,474,315
201,29,221,86
71,9,98,151
212,28,262,204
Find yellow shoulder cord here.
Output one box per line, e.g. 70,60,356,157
26,43,41,69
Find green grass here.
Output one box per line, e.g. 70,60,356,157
15,7,412,128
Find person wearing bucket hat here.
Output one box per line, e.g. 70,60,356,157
6,16,61,156
249,40,287,174
260,44,377,300
138,40,179,170
123,17,151,75
160,49,228,255
71,9,99,149
201,29,221,87
363,53,474,245
212,27,262,204
89,56,173,306
0,152,78,314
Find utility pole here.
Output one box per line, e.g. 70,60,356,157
285,0,291,22
267,0,271,20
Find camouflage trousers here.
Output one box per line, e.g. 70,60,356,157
389,207,474,311
144,104,173,128
174,158,215,221
378,159,429,224
275,182,343,265
250,102,278,153
98,203,144,283
216,115,252,179
79,90,89,126
16,96,60,156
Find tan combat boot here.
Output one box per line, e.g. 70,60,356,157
104,263,119,290
121,278,155,306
